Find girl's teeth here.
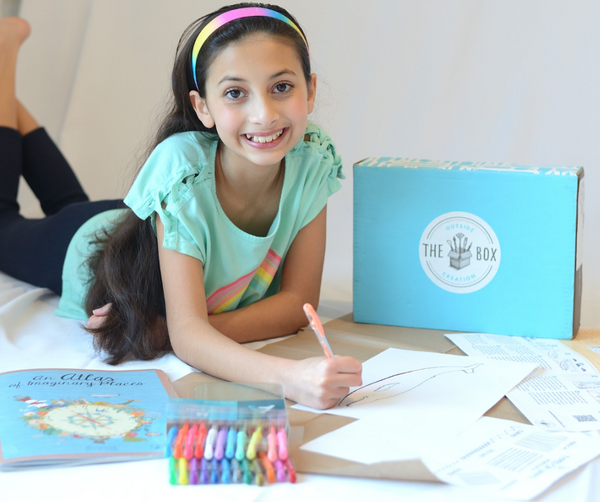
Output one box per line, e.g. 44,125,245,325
246,130,283,143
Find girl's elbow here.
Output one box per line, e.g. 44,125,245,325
292,293,320,331
169,338,197,368
301,290,320,313
164,322,189,358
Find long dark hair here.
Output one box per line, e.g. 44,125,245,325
85,3,311,364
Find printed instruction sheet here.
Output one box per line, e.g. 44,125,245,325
447,333,600,431
421,416,600,500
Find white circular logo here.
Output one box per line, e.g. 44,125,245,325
419,212,501,294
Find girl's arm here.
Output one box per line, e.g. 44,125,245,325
88,207,330,341
88,207,329,340
208,206,327,343
156,213,362,410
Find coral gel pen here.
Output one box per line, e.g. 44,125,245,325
303,303,334,358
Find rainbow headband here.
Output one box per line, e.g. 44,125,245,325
191,6,308,91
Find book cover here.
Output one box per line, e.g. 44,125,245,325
0,368,172,470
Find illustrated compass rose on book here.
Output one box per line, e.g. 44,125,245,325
42,403,142,437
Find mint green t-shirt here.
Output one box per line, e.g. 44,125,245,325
56,123,343,320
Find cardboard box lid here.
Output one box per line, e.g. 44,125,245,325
355,157,583,176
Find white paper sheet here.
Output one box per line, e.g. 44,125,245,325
421,417,600,500
294,348,537,421
297,348,536,464
447,333,600,431
300,409,488,463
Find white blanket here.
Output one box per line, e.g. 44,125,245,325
0,271,197,382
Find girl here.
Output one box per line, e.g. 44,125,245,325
0,3,362,409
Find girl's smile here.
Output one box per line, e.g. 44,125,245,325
190,34,316,173
242,127,288,148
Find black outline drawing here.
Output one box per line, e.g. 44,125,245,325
337,363,485,407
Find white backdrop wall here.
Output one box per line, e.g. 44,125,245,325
13,0,600,328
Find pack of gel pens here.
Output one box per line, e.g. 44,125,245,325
166,382,294,485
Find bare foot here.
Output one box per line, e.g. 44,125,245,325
0,17,31,50
0,18,31,129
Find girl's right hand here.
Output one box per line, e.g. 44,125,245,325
86,303,112,329
286,356,363,410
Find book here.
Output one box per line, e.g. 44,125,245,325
0,368,173,470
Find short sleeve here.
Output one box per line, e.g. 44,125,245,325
123,132,217,263
296,124,345,228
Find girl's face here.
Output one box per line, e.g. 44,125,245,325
190,34,316,171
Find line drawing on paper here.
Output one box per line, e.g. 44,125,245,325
337,363,485,407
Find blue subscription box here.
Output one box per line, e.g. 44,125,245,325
353,158,584,339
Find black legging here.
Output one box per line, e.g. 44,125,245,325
0,126,123,295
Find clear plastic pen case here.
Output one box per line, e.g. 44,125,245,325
166,382,294,485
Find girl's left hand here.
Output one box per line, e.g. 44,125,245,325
86,303,112,329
